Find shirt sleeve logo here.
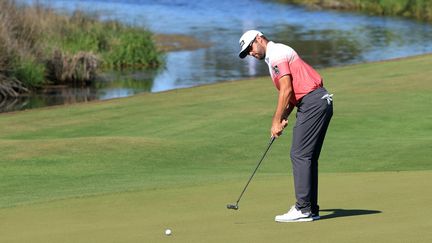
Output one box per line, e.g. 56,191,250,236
272,65,280,75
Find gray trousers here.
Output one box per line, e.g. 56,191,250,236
291,87,333,214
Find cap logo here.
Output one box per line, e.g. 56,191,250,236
240,40,245,48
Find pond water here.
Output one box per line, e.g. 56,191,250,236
4,0,432,112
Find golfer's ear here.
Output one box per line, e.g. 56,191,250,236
256,35,266,44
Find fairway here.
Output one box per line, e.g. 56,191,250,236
1,54,432,242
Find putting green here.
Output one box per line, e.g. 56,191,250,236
1,171,431,242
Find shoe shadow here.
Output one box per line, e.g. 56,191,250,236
319,209,382,220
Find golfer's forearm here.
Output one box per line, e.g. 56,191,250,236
282,104,294,120
273,75,293,123
273,88,292,124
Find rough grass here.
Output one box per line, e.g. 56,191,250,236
0,54,431,242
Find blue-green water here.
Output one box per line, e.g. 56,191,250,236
4,0,432,112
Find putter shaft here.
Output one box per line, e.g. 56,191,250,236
227,136,276,210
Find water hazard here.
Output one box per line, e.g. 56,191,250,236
4,0,432,112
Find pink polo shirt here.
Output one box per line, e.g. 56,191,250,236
265,41,322,106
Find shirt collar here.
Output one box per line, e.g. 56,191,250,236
265,41,275,64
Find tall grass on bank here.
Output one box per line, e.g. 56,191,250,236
278,0,432,21
46,11,163,70
0,0,163,98
0,0,42,97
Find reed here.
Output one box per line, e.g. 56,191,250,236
46,50,99,85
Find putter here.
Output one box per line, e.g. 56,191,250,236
227,136,276,210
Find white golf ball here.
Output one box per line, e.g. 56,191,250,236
165,229,172,236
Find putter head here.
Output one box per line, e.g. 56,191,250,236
227,204,239,210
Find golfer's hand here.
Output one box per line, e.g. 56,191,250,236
271,119,288,138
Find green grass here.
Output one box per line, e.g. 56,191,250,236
0,54,431,242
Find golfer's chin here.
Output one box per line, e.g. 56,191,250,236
253,54,265,60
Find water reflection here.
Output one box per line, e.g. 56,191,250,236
0,71,156,112
97,70,156,98
151,50,205,92
273,26,363,67
0,87,98,113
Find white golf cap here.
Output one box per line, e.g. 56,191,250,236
238,30,263,59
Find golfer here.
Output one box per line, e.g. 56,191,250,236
238,30,333,222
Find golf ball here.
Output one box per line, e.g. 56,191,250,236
165,229,172,236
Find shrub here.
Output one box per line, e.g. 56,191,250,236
104,28,162,69
13,57,45,87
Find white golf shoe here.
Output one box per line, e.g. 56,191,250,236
275,206,313,222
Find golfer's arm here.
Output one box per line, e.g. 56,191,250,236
273,75,293,124
282,103,294,120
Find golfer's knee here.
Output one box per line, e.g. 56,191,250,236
291,151,313,164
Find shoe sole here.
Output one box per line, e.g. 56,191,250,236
275,217,314,223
